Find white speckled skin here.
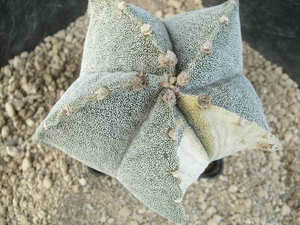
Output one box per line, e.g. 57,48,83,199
33,0,282,223
82,0,174,76
163,1,268,130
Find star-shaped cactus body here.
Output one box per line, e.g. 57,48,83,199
33,0,282,223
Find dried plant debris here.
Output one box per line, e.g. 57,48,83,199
0,0,299,224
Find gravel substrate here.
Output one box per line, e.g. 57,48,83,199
0,1,299,225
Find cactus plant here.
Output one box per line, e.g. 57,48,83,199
33,0,282,223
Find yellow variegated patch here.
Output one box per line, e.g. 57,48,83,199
178,94,282,161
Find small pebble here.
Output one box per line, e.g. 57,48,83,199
283,131,293,142
79,178,87,186
289,164,300,172
22,157,32,171
251,205,261,217
233,204,244,213
73,184,80,193
228,185,238,192
34,61,43,71
274,67,282,75
260,214,267,225
19,215,28,225
26,118,35,127
289,105,298,114
59,159,68,174
20,51,29,58
256,186,266,198
100,215,107,223
137,206,147,214
65,33,73,43
118,206,131,217
38,210,47,219
207,218,217,225
54,30,66,39
107,218,115,224
43,177,53,189
154,10,163,18
13,56,22,69
206,206,216,216
5,102,16,118
3,66,12,76
52,45,59,55
1,126,10,138
207,214,222,225
129,221,138,225
281,204,291,216
271,84,283,94
279,117,289,127
167,0,182,9
8,82,19,93
6,146,23,158
13,99,25,111
0,217,6,225
244,198,252,207
213,214,223,224
0,206,6,216
64,174,71,182
53,55,60,64
132,214,143,223
43,74,53,83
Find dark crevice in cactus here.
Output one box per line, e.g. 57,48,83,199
116,86,164,173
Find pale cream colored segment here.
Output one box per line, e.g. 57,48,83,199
198,106,282,160
178,94,282,161
176,118,210,194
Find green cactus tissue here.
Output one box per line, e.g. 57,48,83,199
33,0,282,223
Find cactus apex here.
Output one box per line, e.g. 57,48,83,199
163,89,176,105
177,71,190,87
158,50,178,68
161,73,176,89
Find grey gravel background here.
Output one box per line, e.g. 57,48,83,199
0,0,299,225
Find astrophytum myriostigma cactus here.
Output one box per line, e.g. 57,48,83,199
33,0,282,223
